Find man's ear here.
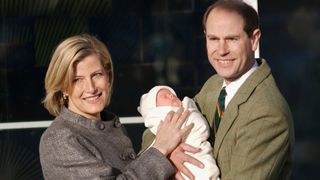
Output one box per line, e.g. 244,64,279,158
251,29,261,51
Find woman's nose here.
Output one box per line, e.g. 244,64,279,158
85,79,96,93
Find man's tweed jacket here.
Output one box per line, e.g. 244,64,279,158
140,59,294,180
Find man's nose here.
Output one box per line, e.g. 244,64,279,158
218,41,229,55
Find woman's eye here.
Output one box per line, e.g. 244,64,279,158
93,73,103,78
73,78,82,83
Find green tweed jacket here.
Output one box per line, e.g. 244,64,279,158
140,59,294,180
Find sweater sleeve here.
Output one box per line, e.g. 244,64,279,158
40,127,174,180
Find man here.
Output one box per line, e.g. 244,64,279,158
141,0,294,179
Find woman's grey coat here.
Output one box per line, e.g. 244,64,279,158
40,107,174,180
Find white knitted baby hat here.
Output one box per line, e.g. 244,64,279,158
137,85,176,118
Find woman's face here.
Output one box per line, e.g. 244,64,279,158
67,54,110,120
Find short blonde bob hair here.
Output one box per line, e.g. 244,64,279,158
43,34,114,116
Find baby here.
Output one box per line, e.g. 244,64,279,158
138,85,220,180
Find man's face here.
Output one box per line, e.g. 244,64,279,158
205,8,260,84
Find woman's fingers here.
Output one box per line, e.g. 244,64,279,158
152,107,192,156
163,108,189,129
170,107,184,124
165,110,174,121
180,123,194,141
176,110,190,128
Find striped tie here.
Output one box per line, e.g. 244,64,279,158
214,87,227,135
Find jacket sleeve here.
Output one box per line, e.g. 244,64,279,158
40,129,174,180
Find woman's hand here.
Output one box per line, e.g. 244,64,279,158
152,107,193,156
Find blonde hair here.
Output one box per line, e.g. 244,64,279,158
43,34,114,116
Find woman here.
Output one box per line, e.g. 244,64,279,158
39,34,193,179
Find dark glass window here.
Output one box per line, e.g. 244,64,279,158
259,1,320,179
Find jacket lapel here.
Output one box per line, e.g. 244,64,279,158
206,79,224,129
213,59,271,157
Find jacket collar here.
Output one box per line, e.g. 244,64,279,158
59,107,121,130
214,58,271,157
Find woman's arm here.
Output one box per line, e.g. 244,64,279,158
40,108,193,180
40,129,175,180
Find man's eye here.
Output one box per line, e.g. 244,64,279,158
208,37,218,41
228,37,239,41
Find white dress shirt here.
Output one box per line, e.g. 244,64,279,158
223,60,258,108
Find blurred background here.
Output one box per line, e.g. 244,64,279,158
0,0,319,179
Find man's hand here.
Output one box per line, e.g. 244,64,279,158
169,143,204,180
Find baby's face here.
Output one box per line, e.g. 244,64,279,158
156,89,182,107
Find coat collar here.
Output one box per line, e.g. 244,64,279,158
213,58,271,157
59,107,121,130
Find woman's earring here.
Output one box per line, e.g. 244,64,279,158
63,94,68,100
63,94,69,103
62,93,69,105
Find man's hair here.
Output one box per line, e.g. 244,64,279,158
203,0,259,37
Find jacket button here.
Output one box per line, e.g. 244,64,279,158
129,152,136,160
98,123,105,130
119,153,126,160
114,120,121,128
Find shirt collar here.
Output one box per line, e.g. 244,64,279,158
223,60,258,108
